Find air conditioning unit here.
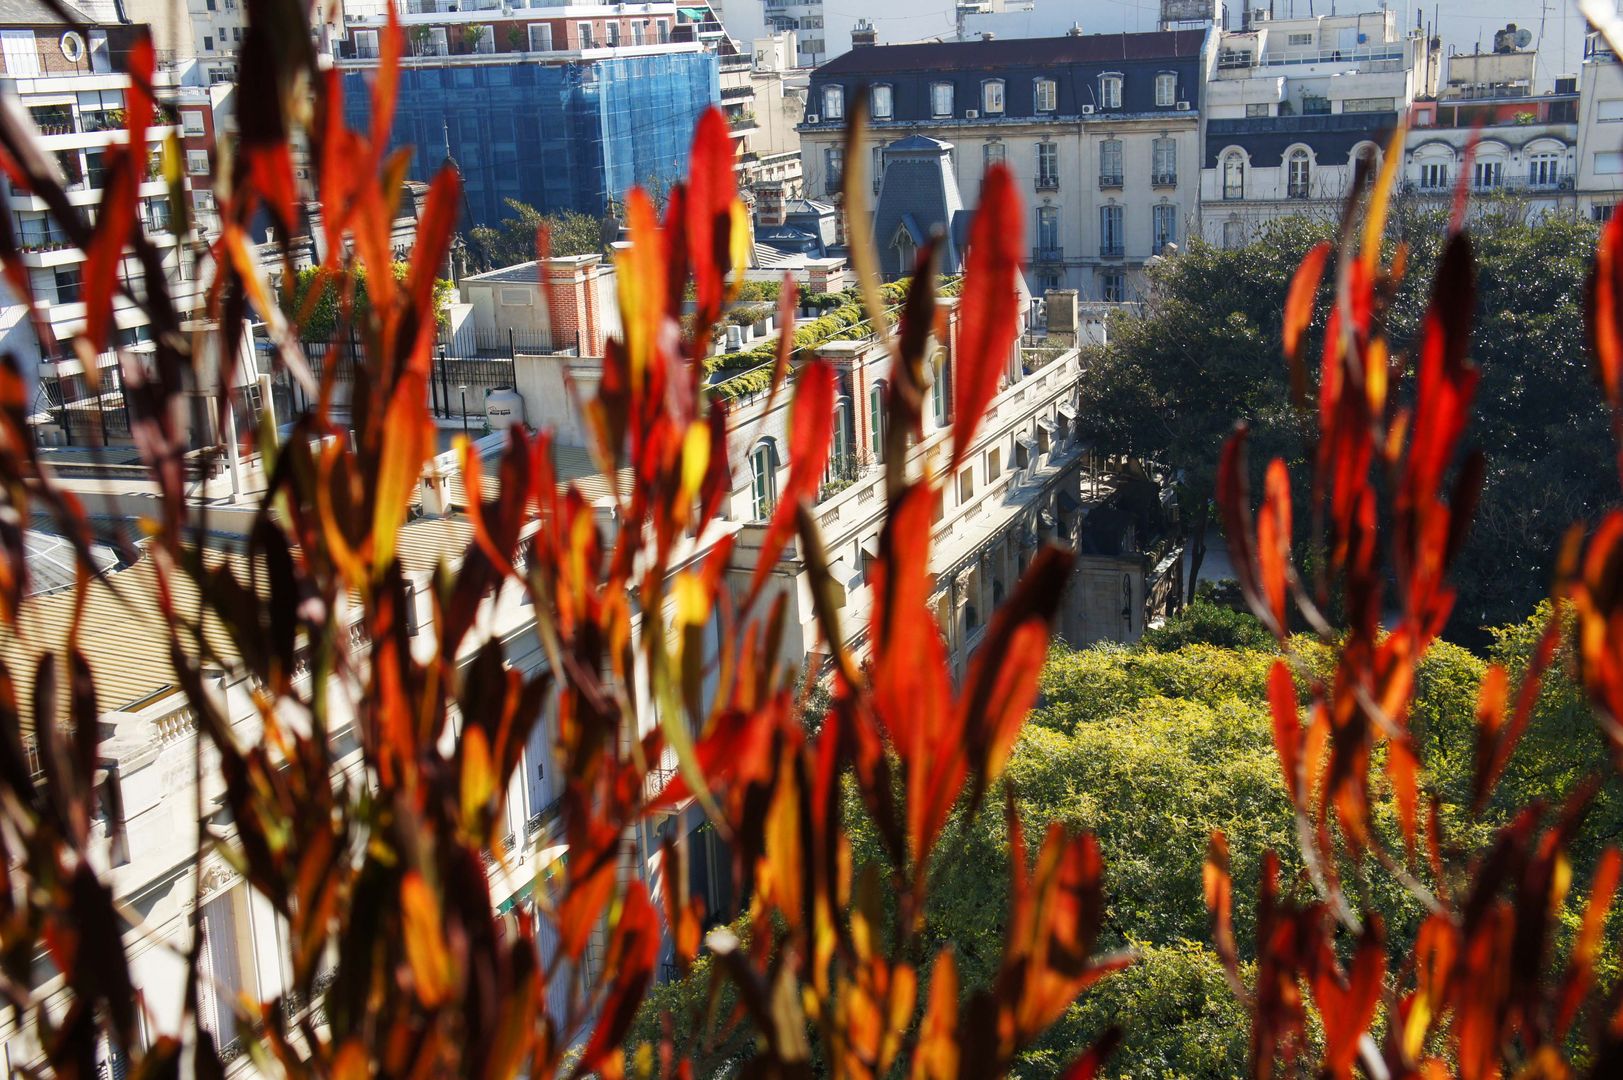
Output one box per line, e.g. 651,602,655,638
1079,104,1095,115
965,108,979,119
1175,100,1191,111
806,113,819,124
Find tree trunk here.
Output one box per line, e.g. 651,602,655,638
1185,497,1209,606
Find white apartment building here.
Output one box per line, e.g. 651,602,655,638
1577,29,1623,223
1198,9,1439,245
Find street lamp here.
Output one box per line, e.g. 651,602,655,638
459,384,469,436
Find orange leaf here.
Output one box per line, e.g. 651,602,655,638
400,871,453,1008
1256,458,1293,636
1268,660,1303,806
575,882,660,1078
950,165,1022,471
1283,242,1331,410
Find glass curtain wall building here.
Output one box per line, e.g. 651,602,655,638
343,51,719,227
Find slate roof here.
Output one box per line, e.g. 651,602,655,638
872,136,967,275
0,0,90,26
817,29,1207,76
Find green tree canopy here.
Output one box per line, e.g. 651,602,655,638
466,199,609,271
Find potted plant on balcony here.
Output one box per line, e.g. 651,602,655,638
506,25,525,51
463,24,488,54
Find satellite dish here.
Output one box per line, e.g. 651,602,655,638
60,31,84,61
1514,27,1533,48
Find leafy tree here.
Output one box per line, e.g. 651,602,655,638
287,262,455,340
1139,595,1274,652
466,198,608,270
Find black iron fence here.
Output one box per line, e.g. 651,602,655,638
285,333,559,420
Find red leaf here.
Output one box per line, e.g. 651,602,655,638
574,881,660,1078
683,107,737,323
1283,242,1330,410
950,164,1023,471
1268,660,1304,806
1256,458,1292,636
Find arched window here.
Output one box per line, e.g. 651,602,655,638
749,441,776,520
1287,148,1311,198
1222,151,1245,200
982,78,1005,114
869,381,887,461
831,398,853,470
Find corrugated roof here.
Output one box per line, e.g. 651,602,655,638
816,29,1207,75
432,441,628,511
1,516,484,732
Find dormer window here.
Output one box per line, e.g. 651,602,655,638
931,81,954,118
1034,78,1057,112
1155,71,1177,107
823,84,845,120
871,84,892,119
1100,73,1123,110
982,79,1005,114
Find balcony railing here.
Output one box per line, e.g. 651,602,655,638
1151,171,1177,187
1032,246,1064,263
1034,173,1059,192
1099,243,1124,258
1098,173,1123,190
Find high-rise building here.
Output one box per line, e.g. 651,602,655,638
332,0,720,228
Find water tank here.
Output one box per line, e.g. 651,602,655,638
484,386,525,430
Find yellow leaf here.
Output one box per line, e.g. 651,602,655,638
461,726,495,832
680,421,710,503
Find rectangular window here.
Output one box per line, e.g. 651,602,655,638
983,141,1005,169
1419,162,1448,190
422,27,448,55
1036,142,1057,187
824,146,843,195
1595,204,1616,223
1528,153,1561,188
1600,99,1623,122
1287,31,1314,45
1222,218,1245,249
1099,139,1122,187
1099,205,1123,257
1152,137,1176,184
1035,205,1059,255
822,84,844,120
1099,270,1125,303
1099,74,1122,109
985,447,1000,484
472,24,495,53
187,149,209,174
1473,160,1502,190
872,145,883,193
958,467,974,504
529,24,553,51
657,20,669,43
182,110,206,136
354,29,379,57
1152,204,1176,254
982,80,1004,114
3,29,42,76
1155,72,1176,107
578,22,594,48
1597,151,1623,175
931,81,954,118
606,22,619,46
1245,102,1271,117
871,84,892,119
1034,78,1056,112
54,266,82,304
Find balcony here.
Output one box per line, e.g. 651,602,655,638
1032,246,1064,263
1098,174,1123,190
1034,173,1059,192
1099,243,1124,259
1151,172,1177,187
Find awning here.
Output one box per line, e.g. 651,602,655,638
678,6,709,18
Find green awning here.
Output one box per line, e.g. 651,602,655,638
678,7,709,19
495,876,535,915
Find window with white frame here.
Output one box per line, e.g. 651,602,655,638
1223,218,1245,249
1474,159,1503,190
1099,73,1123,109
1287,31,1314,46
529,24,553,51
1099,204,1123,256
983,141,1005,169
831,400,853,467
1287,148,1310,198
1155,72,1177,107
354,29,379,57
871,84,892,119
181,110,206,136
605,22,619,46
657,19,669,42
982,79,1005,114
871,145,884,193
1528,151,1562,188
1034,78,1056,112
1152,203,1176,254
1099,269,1125,303
931,81,954,118
1036,141,1057,186
472,24,495,52
187,149,209,175
822,84,844,119
1343,96,1395,113
1222,151,1244,199
1152,137,1176,183
1099,138,1122,186
930,350,948,427
1245,102,1271,118
750,442,776,520
1419,160,1449,190
577,22,594,48
824,146,843,194
632,21,644,45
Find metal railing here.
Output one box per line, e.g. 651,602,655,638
1032,246,1064,263
1152,171,1177,187
1098,174,1123,189
1099,243,1124,258
1034,173,1060,191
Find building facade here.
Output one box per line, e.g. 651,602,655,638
1576,29,1623,223
333,0,719,226
1198,9,1439,246
800,30,1208,300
